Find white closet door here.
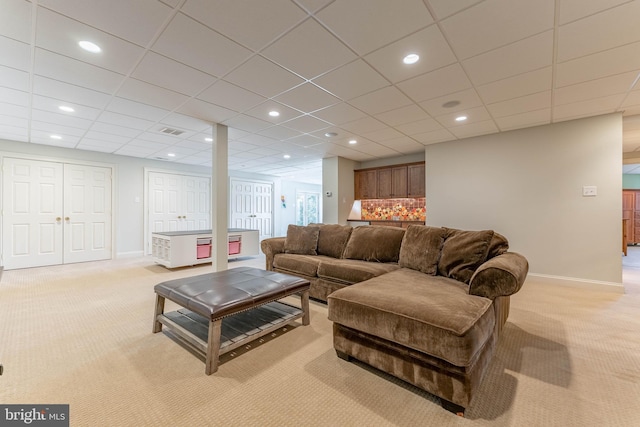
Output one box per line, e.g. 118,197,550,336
230,179,273,239
182,175,211,231
63,163,112,263
2,158,64,269
148,172,181,233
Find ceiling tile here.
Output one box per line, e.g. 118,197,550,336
224,56,305,98
554,72,638,106
310,103,368,126
0,102,29,119
274,83,340,113
495,108,551,131
83,130,132,144
38,0,173,46
35,8,145,75
349,86,413,115
32,76,112,109
31,109,93,130
181,0,306,51
1,87,30,107
282,115,331,133
132,52,217,96
557,1,640,62
316,0,433,55
622,89,640,109
412,128,456,144
463,31,553,86
97,111,155,131
117,78,189,111
556,41,640,87
427,0,483,20
0,65,30,92
487,91,551,117
0,0,32,43
0,114,28,128
89,122,142,138
261,19,356,79
553,94,625,121
374,105,431,127
285,134,325,148
441,0,554,59
313,60,388,101
197,80,265,113
76,139,123,152
381,136,425,154
31,125,84,140
177,99,239,124
397,63,472,103
222,114,272,133
293,0,333,13
32,95,101,120
244,101,303,124
365,25,457,83
476,67,552,105
256,126,303,141
559,0,629,24
127,138,170,149
159,113,210,133
340,116,387,134
106,97,172,122
435,106,492,128
34,49,124,94
153,12,252,77
361,127,405,143
0,36,30,71
395,118,443,136
136,131,183,145
448,119,499,139
0,125,28,141
419,88,483,117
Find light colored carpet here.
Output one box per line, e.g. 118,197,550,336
1,254,639,427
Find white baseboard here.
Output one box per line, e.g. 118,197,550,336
527,273,625,294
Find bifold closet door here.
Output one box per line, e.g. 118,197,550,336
2,158,64,269
230,179,273,239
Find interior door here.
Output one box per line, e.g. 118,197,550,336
182,175,211,231
230,179,273,239
2,157,64,269
148,172,181,233
253,182,273,239
63,163,112,263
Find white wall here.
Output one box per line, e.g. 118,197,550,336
322,156,357,224
425,113,623,287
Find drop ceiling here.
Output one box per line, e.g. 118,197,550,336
1,0,640,183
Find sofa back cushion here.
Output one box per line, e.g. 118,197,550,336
316,224,353,258
284,224,320,255
437,227,494,284
343,226,405,263
487,231,509,259
398,225,446,275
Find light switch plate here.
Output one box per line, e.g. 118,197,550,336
583,185,597,196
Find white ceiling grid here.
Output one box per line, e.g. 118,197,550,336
0,0,639,183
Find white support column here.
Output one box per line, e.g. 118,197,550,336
211,124,228,272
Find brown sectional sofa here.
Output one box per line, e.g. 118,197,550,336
260,224,528,415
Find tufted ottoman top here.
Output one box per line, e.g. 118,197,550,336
154,267,309,320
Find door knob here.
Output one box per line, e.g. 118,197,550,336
56,217,61,221
65,217,70,221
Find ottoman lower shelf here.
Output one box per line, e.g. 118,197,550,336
157,301,304,367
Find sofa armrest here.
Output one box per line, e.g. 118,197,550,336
260,237,286,271
469,252,528,299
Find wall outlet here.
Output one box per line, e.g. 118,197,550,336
582,186,597,197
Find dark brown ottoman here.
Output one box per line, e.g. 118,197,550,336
153,267,310,374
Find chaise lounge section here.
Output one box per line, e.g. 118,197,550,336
261,224,528,414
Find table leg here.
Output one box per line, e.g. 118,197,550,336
205,319,222,375
152,294,165,333
301,290,310,326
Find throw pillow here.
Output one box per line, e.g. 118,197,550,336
487,231,509,259
316,224,353,259
284,225,320,255
398,225,446,275
343,226,405,263
437,227,494,284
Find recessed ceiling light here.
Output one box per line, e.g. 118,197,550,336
58,105,75,113
204,137,213,142
168,153,176,157
283,154,291,159
325,132,338,138
50,135,62,140
78,40,101,53
403,53,419,65
268,111,280,117
455,116,468,122
442,100,460,108
349,139,357,145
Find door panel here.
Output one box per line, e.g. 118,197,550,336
230,179,273,239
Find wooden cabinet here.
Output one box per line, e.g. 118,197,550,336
355,169,378,199
355,162,424,200
377,167,407,198
407,163,425,198
623,190,639,245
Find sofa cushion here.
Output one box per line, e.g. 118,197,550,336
328,268,495,367
398,225,445,275
273,253,328,277
487,231,509,259
318,258,401,285
316,224,352,259
284,224,320,255
437,228,494,284
343,226,405,262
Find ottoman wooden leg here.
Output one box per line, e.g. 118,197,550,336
301,290,310,326
152,294,165,333
205,319,222,375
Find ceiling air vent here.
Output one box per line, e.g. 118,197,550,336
158,127,185,136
